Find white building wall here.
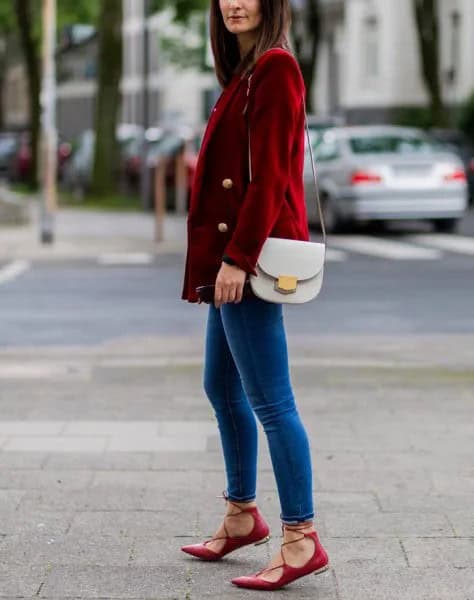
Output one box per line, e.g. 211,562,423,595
386,0,427,106
316,0,474,119
438,0,474,104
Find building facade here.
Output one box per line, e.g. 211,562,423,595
2,0,473,137
2,0,216,138
316,0,474,123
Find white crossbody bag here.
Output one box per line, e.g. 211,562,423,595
244,72,327,304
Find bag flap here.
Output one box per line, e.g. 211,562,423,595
257,238,325,281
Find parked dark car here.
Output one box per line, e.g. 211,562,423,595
0,132,18,175
62,124,143,197
429,128,474,203
7,131,72,183
140,125,203,210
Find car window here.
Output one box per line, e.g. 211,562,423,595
313,135,340,161
349,134,442,155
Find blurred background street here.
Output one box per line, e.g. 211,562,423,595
1,0,474,599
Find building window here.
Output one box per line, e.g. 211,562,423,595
362,14,379,82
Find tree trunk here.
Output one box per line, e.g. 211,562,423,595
0,52,5,130
14,0,41,189
413,0,447,126
91,0,123,196
291,0,320,113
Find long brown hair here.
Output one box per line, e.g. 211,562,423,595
210,0,292,87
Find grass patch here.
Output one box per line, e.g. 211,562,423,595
7,184,144,213
58,191,143,212
9,182,36,195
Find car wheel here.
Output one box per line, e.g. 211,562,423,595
432,218,459,234
321,194,343,234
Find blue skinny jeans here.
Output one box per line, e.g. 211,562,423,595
203,294,315,524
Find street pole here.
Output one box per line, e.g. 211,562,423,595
40,0,57,244
140,0,151,210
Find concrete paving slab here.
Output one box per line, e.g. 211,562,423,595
39,564,189,598
0,450,48,469
448,511,474,537
432,471,474,495
325,511,454,538
334,565,474,600
3,436,108,452
376,492,474,513
0,508,74,536
317,466,434,495
69,509,190,539
0,532,133,567
0,337,473,598
401,537,474,568
0,468,94,489
0,562,47,597
91,469,204,489
44,451,151,471
17,487,149,512
106,433,208,452
0,421,65,435
0,489,25,511
325,537,408,569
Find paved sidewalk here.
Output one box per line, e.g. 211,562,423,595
0,190,186,261
0,335,473,599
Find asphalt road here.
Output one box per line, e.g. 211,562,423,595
1,224,473,346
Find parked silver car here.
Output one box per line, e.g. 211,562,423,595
304,125,469,233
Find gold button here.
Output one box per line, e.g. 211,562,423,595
217,222,228,233
222,178,233,189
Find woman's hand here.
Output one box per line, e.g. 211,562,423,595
214,262,247,308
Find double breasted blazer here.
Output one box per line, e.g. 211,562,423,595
181,47,310,303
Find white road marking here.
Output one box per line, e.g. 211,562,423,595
325,247,347,262
328,235,442,260
97,253,153,265
0,363,90,380
404,234,474,256
0,260,31,285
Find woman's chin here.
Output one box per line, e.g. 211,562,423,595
227,23,251,34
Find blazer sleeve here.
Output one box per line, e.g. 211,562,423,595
223,51,304,275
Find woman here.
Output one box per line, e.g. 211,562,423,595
180,0,329,591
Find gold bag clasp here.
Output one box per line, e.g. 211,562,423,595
275,275,297,294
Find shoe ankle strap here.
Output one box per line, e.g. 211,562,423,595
216,490,257,515
280,522,314,542
282,522,313,531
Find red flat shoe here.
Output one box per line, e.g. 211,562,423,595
181,494,270,561
231,523,329,590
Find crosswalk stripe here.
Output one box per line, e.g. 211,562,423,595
0,260,31,286
403,234,474,256
328,235,442,260
325,248,347,262
98,253,153,265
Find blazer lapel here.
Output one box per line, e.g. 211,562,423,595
190,74,245,214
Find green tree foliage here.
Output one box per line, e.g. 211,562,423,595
150,0,208,23
149,0,209,70
151,0,320,107
13,0,41,188
1,1,97,188
0,4,14,128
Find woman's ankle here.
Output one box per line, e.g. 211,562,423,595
226,498,257,509
282,520,315,536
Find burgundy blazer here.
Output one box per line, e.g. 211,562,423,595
181,47,310,303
